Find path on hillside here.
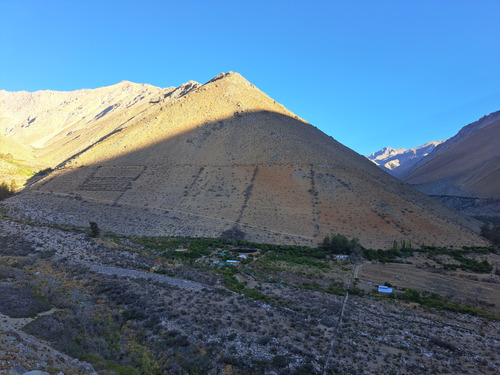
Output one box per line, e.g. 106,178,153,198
83,263,208,292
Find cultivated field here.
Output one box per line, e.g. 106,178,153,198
358,259,500,315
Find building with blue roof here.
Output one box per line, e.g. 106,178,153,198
378,285,393,293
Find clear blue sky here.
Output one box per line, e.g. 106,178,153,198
1,0,499,155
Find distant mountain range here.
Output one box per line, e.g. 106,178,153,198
368,110,500,220
0,72,487,248
366,141,444,178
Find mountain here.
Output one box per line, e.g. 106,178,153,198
1,72,487,248
0,133,40,190
366,141,444,178
0,80,200,164
403,110,500,219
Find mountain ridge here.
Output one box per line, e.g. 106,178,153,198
403,112,500,219
366,141,444,178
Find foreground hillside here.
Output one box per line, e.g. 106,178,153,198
1,72,488,248
1,216,499,374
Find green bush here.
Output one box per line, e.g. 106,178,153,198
89,221,100,238
400,288,421,303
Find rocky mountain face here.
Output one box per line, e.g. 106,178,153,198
366,141,444,178
0,72,487,248
403,110,500,220
0,80,200,188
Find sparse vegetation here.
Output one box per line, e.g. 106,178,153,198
420,245,494,273
1,217,499,374
398,288,497,319
0,284,51,318
0,180,16,200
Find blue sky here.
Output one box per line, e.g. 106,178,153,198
1,0,499,155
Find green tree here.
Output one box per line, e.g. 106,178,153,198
321,233,361,255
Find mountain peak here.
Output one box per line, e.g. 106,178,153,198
203,72,258,91
205,71,242,83
366,141,444,178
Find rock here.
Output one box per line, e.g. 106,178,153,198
8,364,26,375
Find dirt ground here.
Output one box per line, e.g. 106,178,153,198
357,258,500,314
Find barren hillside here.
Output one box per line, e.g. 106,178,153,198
1,73,488,248
404,113,500,219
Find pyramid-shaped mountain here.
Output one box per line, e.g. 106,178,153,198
2,72,486,248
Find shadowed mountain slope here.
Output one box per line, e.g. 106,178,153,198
404,111,500,219
2,73,487,248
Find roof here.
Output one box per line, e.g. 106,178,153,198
378,285,393,293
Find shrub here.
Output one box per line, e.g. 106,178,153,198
400,288,421,303
0,284,51,317
0,181,15,200
89,221,100,238
272,355,289,368
430,337,457,351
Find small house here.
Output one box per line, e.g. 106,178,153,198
237,254,247,259
226,260,239,265
378,285,393,294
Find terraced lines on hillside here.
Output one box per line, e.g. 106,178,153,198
309,165,321,238
22,190,316,243
113,165,147,205
183,166,205,197
236,165,259,225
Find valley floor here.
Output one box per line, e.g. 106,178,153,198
0,216,499,374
